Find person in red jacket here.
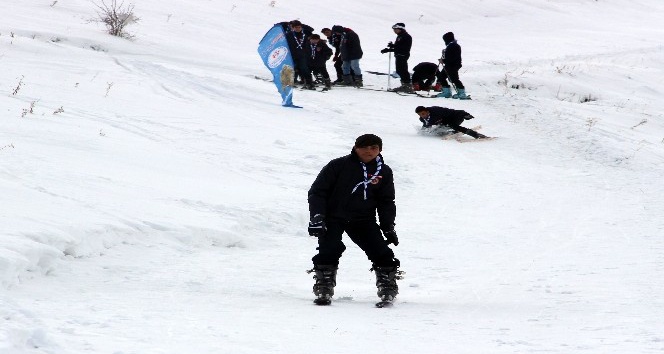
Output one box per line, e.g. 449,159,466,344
307,134,401,305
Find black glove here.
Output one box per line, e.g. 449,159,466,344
380,48,390,54
308,214,326,237
387,42,394,48
382,227,399,246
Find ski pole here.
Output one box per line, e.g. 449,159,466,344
388,52,392,89
443,66,458,94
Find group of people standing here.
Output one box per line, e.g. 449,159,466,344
280,20,364,90
279,20,468,99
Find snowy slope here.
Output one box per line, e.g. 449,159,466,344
2,0,664,353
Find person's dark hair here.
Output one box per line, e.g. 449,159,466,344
321,27,331,33
355,134,383,150
290,20,302,27
309,34,321,40
443,32,455,44
415,106,428,113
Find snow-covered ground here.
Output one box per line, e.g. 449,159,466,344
2,0,664,353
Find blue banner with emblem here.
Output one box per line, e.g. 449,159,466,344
258,24,299,107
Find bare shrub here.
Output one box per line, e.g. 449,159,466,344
12,76,24,95
94,0,139,39
579,94,598,103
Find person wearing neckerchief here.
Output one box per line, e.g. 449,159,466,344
307,34,333,90
307,134,401,304
286,20,315,90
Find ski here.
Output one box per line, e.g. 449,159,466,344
333,85,388,92
395,91,438,98
365,70,400,78
454,136,497,143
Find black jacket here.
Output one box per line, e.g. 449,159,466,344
308,150,395,229
309,40,333,68
388,30,412,58
441,40,462,69
287,30,310,61
326,33,342,58
420,106,469,128
338,28,363,61
413,62,438,75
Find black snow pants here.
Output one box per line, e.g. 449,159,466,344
312,219,397,267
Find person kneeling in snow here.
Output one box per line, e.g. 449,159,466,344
411,62,441,92
416,106,488,139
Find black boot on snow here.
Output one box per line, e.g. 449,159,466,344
309,264,337,305
373,265,402,301
339,74,354,86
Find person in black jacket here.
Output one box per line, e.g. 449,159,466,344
286,20,315,90
437,32,467,98
279,21,314,85
416,106,488,139
307,134,401,304
331,25,364,87
322,28,344,84
411,62,441,92
381,23,413,92
307,34,333,90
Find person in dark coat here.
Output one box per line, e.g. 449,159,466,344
437,32,467,98
307,34,333,90
331,25,364,87
308,134,401,303
321,28,344,84
415,106,488,139
285,20,315,89
411,62,441,91
381,23,413,92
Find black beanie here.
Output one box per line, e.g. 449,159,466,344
392,23,406,30
415,106,427,113
331,25,344,33
355,134,383,150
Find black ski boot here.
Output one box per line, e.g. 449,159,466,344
373,265,402,302
308,264,337,305
353,75,363,87
391,82,413,93
338,74,354,86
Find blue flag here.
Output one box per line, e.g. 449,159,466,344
258,24,300,108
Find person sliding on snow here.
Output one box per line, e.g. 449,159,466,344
437,32,468,99
308,134,401,305
381,23,413,93
416,106,488,139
